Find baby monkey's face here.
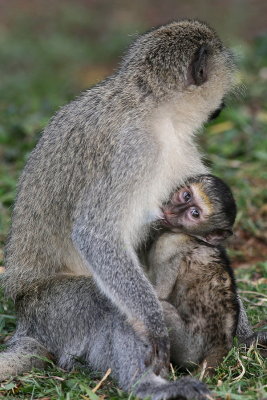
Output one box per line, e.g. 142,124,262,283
161,179,234,245
162,183,208,231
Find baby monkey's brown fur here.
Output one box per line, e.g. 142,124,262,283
149,234,238,371
147,175,266,371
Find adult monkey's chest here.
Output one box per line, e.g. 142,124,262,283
128,127,203,248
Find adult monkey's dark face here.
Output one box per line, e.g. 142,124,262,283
208,102,225,121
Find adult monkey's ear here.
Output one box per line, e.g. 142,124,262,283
191,45,209,85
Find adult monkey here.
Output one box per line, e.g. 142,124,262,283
4,20,235,380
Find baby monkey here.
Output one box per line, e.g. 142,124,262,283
147,174,240,371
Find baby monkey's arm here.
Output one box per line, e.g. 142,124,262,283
147,233,192,300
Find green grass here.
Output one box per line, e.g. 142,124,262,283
0,4,267,399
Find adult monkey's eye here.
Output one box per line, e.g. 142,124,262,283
190,208,200,218
183,191,191,202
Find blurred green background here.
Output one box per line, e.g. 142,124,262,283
0,1,266,399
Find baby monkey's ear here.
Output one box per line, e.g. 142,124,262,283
204,229,233,246
190,45,209,85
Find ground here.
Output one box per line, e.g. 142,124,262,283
0,3,266,399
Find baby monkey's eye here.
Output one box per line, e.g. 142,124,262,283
183,191,191,202
190,208,200,218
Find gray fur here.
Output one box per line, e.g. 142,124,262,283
3,19,235,376
236,295,254,340
236,296,267,347
0,276,210,400
0,336,51,381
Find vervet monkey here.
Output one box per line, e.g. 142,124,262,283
4,19,235,384
147,174,267,370
0,176,265,400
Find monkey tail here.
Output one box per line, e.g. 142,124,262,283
0,336,51,381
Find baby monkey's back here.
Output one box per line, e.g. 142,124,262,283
165,233,239,369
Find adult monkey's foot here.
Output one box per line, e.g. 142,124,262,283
134,375,211,400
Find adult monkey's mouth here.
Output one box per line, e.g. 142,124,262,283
208,101,225,121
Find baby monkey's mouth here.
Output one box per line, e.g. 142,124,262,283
160,207,184,230
160,216,174,228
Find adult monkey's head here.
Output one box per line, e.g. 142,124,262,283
120,19,235,128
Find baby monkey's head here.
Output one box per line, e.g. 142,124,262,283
162,174,236,245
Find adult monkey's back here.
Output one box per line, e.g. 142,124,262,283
4,20,235,375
